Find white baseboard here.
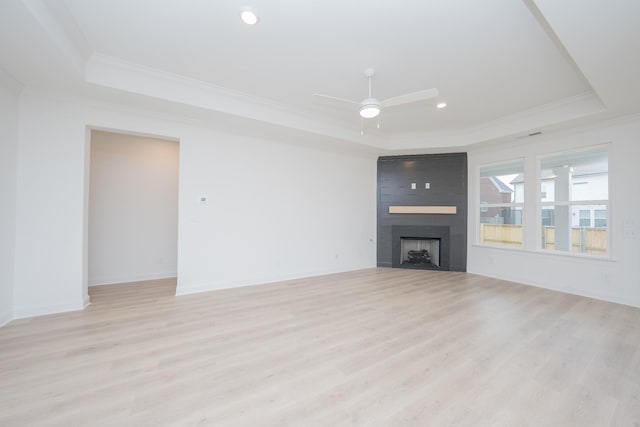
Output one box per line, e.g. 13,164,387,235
89,271,177,286
471,270,640,309
176,265,375,296
12,299,87,320
0,310,12,328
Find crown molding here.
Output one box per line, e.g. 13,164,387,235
0,67,24,94
388,91,606,150
21,0,90,74
85,54,389,150
19,87,384,158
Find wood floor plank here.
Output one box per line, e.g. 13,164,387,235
1,268,639,426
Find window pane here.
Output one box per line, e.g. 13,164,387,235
480,208,523,247
479,161,524,248
541,204,607,255
541,208,555,226
540,149,608,202
479,161,523,178
479,176,519,204
479,162,523,205
579,209,591,227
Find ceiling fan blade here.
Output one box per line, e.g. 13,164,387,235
312,93,360,109
381,88,439,108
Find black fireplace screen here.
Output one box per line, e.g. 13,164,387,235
400,237,440,268
391,226,451,271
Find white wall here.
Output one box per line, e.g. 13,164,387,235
89,131,178,285
14,95,89,318
468,117,640,307
177,126,377,294
12,92,377,318
9,89,639,320
0,70,20,326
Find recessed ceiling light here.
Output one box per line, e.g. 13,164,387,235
241,7,258,25
436,102,447,109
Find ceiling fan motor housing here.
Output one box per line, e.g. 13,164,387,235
360,98,381,118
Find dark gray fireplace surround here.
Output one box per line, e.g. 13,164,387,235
377,153,467,272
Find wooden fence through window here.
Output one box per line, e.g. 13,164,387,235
480,224,607,255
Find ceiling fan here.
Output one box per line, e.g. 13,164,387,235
313,68,439,128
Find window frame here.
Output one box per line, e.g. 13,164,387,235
475,145,611,260
536,145,610,258
477,159,525,248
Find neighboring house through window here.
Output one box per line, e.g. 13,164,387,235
477,145,609,257
540,147,608,255
479,161,524,247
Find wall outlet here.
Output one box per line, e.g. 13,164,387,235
624,229,639,239
411,183,416,190
623,218,639,239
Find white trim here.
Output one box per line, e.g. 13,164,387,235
176,266,374,297
388,91,606,150
0,67,24,94
12,300,86,320
21,0,90,73
85,54,389,150
89,272,178,287
540,200,608,206
479,202,524,208
471,244,615,262
472,271,639,309
0,311,12,328
21,88,385,158
535,143,611,255
476,158,525,247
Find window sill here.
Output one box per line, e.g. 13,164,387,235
471,244,616,263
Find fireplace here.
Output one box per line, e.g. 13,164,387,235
400,238,440,268
377,154,467,271
391,225,451,270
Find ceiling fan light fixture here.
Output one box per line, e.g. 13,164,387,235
360,99,381,118
241,7,258,25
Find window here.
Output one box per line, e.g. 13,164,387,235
479,161,524,247
540,148,608,256
594,209,607,227
579,209,591,227
541,208,555,226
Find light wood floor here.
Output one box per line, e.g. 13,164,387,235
1,269,639,426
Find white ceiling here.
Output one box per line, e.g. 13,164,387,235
1,0,639,151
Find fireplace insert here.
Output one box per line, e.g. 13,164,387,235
407,249,431,264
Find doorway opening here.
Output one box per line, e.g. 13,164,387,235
85,129,179,300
